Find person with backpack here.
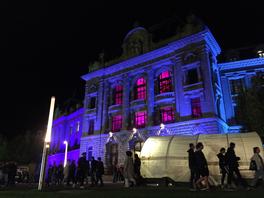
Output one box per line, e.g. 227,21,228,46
250,147,264,188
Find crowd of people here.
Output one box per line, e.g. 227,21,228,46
46,153,105,188
0,161,18,187
1,142,263,191
187,142,264,191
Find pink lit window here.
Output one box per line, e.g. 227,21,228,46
159,71,172,93
135,111,147,128
114,85,123,105
161,106,174,123
112,115,122,132
191,98,202,118
135,77,146,100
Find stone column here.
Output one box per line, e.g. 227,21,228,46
147,69,154,126
122,75,130,130
199,47,217,114
95,80,104,133
102,80,109,133
82,81,91,136
172,56,188,118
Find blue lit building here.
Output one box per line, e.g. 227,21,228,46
48,20,264,171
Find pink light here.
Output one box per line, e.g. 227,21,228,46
161,106,174,123
114,85,123,105
191,98,202,118
112,114,122,132
135,111,147,128
136,77,146,99
159,71,172,93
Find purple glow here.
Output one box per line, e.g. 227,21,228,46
161,106,174,123
191,98,202,118
159,71,172,93
88,119,94,135
135,111,147,128
112,114,122,132
114,85,123,105
48,149,80,167
135,77,146,99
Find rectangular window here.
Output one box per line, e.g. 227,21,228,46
187,68,198,85
76,121,80,132
136,78,146,100
90,97,96,109
114,85,123,105
87,146,93,161
230,79,244,94
159,71,172,93
112,115,122,132
88,120,94,135
161,106,174,123
69,126,73,135
135,111,147,128
191,98,202,118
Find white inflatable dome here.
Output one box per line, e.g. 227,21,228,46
140,132,263,184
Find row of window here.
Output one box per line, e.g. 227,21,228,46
87,98,202,134
89,70,200,108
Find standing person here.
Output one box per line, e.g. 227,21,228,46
250,147,264,188
187,143,196,191
134,154,141,186
57,163,64,185
225,142,249,190
67,160,76,187
96,157,104,186
77,152,88,189
90,157,97,186
217,148,227,189
195,142,210,191
124,151,136,187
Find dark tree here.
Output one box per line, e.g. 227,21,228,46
236,73,264,138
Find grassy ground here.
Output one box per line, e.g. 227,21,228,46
1,184,264,198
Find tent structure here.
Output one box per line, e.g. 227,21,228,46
140,132,263,184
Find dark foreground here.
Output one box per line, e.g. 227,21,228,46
1,183,264,198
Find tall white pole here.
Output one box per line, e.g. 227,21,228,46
63,140,68,168
38,96,55,191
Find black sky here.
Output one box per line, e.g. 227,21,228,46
1,1,264,138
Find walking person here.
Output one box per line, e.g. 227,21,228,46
67,160,76,187
225,142,249,190
217,147,227,189
250,147,264,188
134,154,141,186
90,157,97,186
96,157,104,186
124,151,136,187
187,143,197,191
195,142,210,191
77,152,88,189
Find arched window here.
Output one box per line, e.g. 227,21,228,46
113,85,123,105
159,71,172,93
135,77,146,99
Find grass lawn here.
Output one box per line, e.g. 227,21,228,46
1,186,264,198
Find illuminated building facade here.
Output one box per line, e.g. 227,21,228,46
48,20,264,170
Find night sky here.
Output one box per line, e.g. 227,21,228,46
1,1,264,138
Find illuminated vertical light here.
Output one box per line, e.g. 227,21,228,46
38,96,56,191
45,97,56,143
160,123,165,130
63,140,68,168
